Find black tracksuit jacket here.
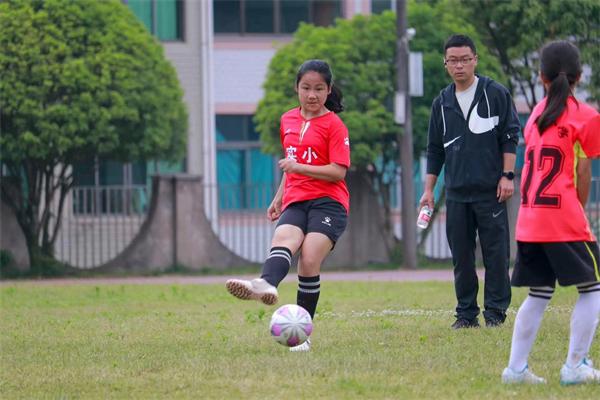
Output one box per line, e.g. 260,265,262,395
426,75,520,202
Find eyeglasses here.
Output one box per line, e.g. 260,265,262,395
444,57,475,66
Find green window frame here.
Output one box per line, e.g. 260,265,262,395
127,0,184,41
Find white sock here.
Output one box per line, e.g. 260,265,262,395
566,285,600,368
508,288,553,371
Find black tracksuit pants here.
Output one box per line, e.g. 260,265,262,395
446,198,512,321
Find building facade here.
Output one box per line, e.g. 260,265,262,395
81,0,394,215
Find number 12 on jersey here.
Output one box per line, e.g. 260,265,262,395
521,146,564,208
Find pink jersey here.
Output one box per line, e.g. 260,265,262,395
516,98,600,242
279,107,351,213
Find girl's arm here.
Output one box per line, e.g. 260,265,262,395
576,158,591,206
278,159,346,182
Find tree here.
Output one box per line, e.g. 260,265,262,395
0,0,187,271
254,4,503,258
456,0,600,109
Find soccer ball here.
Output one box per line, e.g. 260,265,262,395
269,304,313,347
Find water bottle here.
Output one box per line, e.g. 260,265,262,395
417,205,433,229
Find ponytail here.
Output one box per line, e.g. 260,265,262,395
536,73,571,134
536,40,582,135
326,84,344,113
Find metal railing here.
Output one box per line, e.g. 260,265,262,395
54,185,148,268
52,177,600,268
206,183,278,263
208,183,452,262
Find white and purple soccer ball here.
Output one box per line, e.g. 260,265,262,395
269,304,313,347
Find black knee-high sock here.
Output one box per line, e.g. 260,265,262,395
297,275,320,319
260,247,292,287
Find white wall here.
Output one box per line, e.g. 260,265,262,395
162,1,205,175
213,49,276,113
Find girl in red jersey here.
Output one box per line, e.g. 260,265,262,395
226,60,350,352
502,41,600,385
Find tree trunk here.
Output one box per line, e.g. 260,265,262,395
1,162,72,272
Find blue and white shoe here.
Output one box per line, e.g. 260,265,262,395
560,358,600,385
502,366,546,384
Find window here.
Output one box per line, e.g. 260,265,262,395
216,115,277,210
127,0,184,41
245,0,274,33
371,0,392,14
72,159,149,215
214,0,342,34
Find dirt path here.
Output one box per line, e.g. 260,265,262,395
0,269,472,286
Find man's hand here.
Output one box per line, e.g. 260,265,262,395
419,190,435,210
497,177,514,202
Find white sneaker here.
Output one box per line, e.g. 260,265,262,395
560,358,600,385
289,338,311,352
225,278,278,305
502,366,546,384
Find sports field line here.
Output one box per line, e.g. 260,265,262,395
319,305,572,319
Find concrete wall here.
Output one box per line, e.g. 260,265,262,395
99,172,394,273
326,171,391,267
99,175,251,273
0,199,30,271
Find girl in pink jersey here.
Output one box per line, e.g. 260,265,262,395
502,41,600,385
226,60,351,352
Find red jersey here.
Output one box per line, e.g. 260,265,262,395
516,97,600,242
279,107,351,212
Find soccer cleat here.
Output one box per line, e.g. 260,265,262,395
451,318,480,329
289,338,311,352
502,366,546,384
560,358,600,385
225,278,279,305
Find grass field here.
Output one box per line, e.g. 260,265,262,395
1,279,598,399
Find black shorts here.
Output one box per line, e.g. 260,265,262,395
276,197,348,245
511,241,600,287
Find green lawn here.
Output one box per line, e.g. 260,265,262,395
1,280,598,399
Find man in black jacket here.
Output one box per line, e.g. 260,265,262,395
419,34,520,329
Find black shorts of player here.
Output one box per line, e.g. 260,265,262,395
276,197,348,247
511,241,600,288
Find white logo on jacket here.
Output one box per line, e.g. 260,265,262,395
468,102,499,134
444,136,462,148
